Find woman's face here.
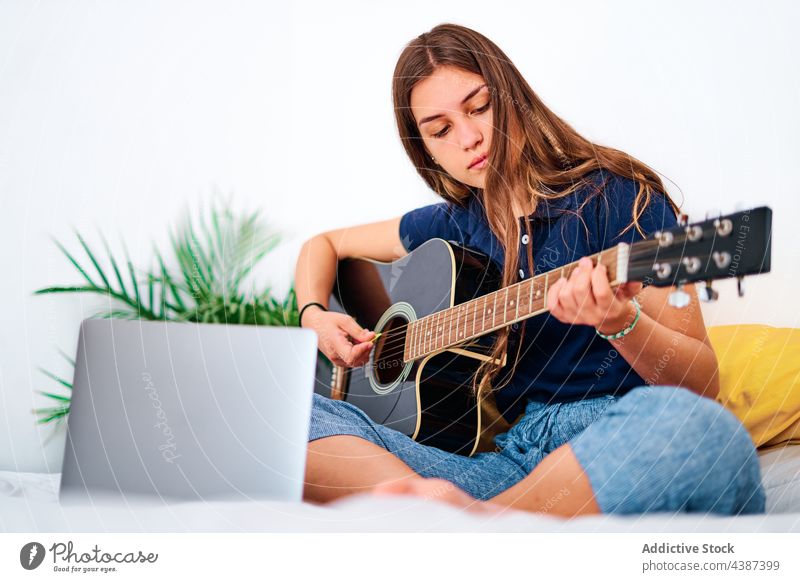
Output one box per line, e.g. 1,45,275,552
410,66,493,189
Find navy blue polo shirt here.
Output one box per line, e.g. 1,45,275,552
399,169,679,422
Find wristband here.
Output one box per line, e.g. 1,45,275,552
299,302,327,327
596,298,640,341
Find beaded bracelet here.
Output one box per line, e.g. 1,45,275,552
299,302,328,327
596,297,641,341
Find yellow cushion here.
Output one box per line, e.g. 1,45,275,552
708,324,800,449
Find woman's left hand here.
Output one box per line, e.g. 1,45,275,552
546,256,643,335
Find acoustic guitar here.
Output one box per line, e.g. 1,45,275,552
320,207,773,456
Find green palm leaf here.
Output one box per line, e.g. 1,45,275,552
33,196,302,426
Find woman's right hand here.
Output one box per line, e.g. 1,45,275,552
303,308,376,368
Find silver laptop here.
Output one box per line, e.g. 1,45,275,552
60,318,318,503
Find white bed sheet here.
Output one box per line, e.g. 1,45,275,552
2,445,799,532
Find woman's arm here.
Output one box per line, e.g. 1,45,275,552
294,216,407,367
295,216,407,316
547,256,720,399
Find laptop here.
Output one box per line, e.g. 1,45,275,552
59,318,318,503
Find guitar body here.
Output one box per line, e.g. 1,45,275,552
325,238,506,456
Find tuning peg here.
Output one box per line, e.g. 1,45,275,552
669,283,691,308
737,275,745,297
678,213,689,227
698,281,719,302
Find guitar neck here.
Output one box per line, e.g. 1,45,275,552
404,244,630,361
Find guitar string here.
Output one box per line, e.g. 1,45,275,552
367,238,670,350
365,238,718,358
369,248,727,363
351,225,734,362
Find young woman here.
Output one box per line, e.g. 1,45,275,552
293,23,764,517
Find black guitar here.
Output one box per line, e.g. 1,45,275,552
319,207,773,456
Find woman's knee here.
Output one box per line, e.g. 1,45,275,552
621,386,764,513
576,385,765,514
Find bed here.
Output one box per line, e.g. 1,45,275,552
1,444,798,532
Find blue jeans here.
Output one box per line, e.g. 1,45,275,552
308,385,765,514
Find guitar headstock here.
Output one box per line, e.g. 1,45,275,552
624,207,772,291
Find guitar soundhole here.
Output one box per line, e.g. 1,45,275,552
372,315,407,386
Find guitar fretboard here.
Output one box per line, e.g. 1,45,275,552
404,245,626,361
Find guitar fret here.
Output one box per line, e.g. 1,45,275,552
456,303,467,339
543,272,549,309
504,287,509,326
407,321,412,360
448,305,453,347
411,320,419,359
450,306,454,343
411,321,419,359
432,313,436,352
421,316,426,356
456,303,464,341
492,291,497,328
434,311,439,351
472,298,477,337
515,283,520,321
419,317,423,356
529,277,534,313
426,315,432,354
454,304,459,344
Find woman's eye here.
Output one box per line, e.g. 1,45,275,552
433,126,449,138
432,104,489,139
472,103,490,115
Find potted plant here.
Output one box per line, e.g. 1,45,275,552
33,198,331,426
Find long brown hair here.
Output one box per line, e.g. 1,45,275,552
391,23,680,412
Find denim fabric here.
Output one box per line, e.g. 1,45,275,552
308,386,766,515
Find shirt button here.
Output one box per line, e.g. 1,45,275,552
521,234,530,245
518,268,525,279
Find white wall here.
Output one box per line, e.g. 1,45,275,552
1,0,798,473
